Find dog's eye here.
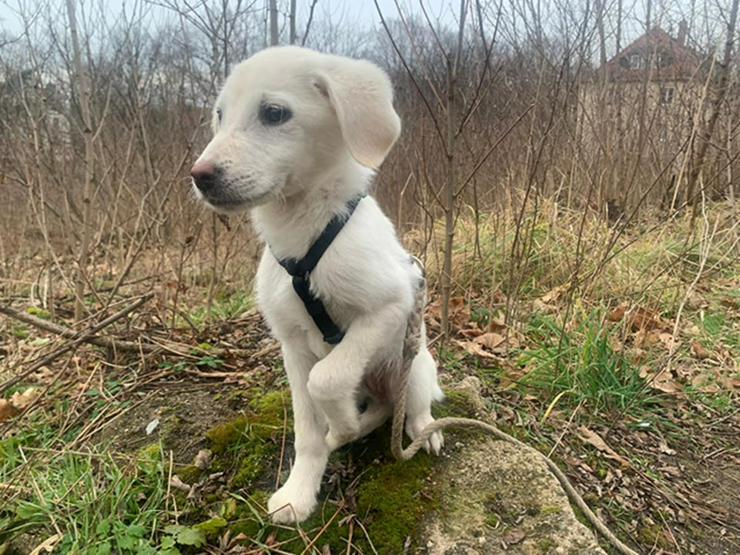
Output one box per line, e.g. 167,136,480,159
259,103,292,126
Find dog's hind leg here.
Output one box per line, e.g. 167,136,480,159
268,336,328,524
307,304,406,451
403,345,444,454
328,399,392,450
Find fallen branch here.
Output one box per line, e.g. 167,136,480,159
0,294,156,394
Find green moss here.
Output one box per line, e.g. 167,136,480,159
26,306,51,320
207,415,251,454
227,490,271,539
248,390,288,424
194,517,227,539
536,538,556,553
137,443,161,461
11,325,29,339
232,451,270,487
434,389,480,419
485,513,501,528
205,390,290,488
214,386,479,553
539,505,562,517
355,451,438,553
159,415,186,449
175,464,203,485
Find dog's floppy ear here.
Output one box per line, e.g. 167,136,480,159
315,59,401,169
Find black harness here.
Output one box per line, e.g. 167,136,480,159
273,195,365,345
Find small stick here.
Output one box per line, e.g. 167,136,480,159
0,294,154,394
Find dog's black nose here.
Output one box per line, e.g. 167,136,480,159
191,160,217,193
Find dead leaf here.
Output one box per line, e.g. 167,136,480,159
607,304,627,322
0,400,18,422
194,449,212,470
658,439,676,456
577,426,631,468
628,307,669,332
686,323,702,336
660,466,682,478
532,299,557,314
691,372,720,394
691,341,710,360
169,475,191,492
657,332,679,351
487,315,507,333
427,296,471,330
459,327,483,338
540,284,569,304
10,387,39,410
503,529,526,545
640,368,682,395
473,332,506,351
30,367,54,384
458,340,498,359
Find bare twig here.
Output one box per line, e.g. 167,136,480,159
0,294,159,358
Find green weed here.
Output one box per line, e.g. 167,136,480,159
0,441,172,554
187,291,253,328
518,311,656,413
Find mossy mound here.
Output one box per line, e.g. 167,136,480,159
161,380,607,554
190,383,484,553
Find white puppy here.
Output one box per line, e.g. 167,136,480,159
191,46,443,524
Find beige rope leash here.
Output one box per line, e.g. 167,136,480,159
390,270,640,555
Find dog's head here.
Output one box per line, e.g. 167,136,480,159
190,47,401,212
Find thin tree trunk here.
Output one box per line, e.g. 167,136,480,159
440,0,468,339
441,59,456,339
289,0,297,44
66,0,95,321
269,0,279,46
301,0,319,46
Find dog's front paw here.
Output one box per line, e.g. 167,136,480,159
267,484,317,524
406,413,444,456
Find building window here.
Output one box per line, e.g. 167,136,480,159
627,52,644,69
660,87,674,104
657,51,674,68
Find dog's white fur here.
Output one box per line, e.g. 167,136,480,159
192,46,443,524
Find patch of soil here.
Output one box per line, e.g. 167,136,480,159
551,405,740,555
94,382,247,462
674,447,740,554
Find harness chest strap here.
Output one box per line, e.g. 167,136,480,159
273,195,365,345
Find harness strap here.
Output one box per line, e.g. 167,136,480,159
274,195,365,345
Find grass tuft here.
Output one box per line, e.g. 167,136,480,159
518,311,657,413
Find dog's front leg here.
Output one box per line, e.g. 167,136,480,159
307,304,405,450
268,338,328,524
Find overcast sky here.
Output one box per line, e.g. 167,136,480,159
0,0,726,55
0,0,455,36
